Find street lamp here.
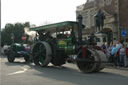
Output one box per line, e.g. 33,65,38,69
0,0,1,55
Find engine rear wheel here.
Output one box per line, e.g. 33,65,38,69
7,50,15,62
31,41,52,66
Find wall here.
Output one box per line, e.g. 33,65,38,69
119,0,128,40
95,0,118,14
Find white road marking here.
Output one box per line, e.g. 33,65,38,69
7,67,27,76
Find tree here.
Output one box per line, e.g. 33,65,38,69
1,22,30,46
24,22,30,28
1,23,14,45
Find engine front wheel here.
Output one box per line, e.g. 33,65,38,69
31,41,52,67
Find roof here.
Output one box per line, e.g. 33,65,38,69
30,21,79,32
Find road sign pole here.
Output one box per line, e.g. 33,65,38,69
121,28,126,37
0,0,1,55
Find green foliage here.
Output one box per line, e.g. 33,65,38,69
24,22,30,27
1,22,30,46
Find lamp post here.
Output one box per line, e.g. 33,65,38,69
77,15,83,43
0,0,1,55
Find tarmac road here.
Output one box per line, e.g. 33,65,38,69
0,55,128,85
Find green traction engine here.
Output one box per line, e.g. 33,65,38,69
30,15,108,73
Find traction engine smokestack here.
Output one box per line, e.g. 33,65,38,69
77,15,83,43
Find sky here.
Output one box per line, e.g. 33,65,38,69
2,0,86,28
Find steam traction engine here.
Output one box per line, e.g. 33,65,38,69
30,15,108,73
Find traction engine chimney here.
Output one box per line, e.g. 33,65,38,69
77,15,83,43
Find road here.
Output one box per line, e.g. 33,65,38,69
0,55,128,85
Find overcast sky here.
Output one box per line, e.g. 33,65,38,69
2,0,86,28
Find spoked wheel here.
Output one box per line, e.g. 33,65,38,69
76,49,97,73
31,41,52,66
24,55,30,62
7,49,15,62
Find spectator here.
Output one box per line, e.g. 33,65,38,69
116,41,122,65
116,41,122,50
125,45,128,67
110,44,118,66
118,44,127,67
101,42,106,50
107,42,113,63
101,42,106,54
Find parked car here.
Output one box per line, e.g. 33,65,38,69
7,43,30,62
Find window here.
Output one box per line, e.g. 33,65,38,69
90,10,95,27
96,38,100,42
88,0,94,2
114,38,116,40
82,11,88,28
99,0,104,7
103,37,106,42
105,0,112,6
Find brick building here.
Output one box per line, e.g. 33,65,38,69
76,0,128,45
94,0,119,44
76,0,115,45
95,0,128,41
119,0,128,41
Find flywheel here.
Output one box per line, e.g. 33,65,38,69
31,41,52,66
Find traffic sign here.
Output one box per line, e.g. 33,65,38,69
121,28,126,37
22,35,26,41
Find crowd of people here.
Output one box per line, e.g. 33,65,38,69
101,41,128,67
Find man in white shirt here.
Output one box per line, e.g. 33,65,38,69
116,41,122,50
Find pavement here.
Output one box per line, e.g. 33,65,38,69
106,63,128,71
106,57,128,71
1,55,128,85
